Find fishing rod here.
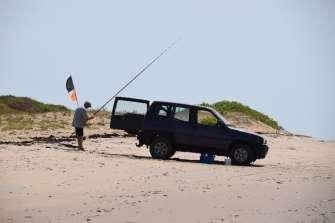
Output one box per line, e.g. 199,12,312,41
94,38,181,115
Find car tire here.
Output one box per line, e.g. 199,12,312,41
230,144,254,165
150,138,175,160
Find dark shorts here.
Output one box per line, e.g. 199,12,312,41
75,128,84,137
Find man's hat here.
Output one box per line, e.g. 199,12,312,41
84,101,92,108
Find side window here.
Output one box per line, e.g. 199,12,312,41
115,100,147,115
154,104,170,118
197,109,218,126
173,106,190,122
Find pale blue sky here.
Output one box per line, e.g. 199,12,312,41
1,0,334,139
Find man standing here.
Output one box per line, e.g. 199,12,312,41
72,101,94,150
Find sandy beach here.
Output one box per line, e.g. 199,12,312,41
1,128,334,223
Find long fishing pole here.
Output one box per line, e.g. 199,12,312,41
94,38,181,115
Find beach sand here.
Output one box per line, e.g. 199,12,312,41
0,128,334,222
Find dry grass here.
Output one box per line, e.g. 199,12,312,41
0,115,34,131
0,113,67,131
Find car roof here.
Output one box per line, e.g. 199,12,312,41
152,101,213,111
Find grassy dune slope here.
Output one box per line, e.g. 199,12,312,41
0,95,69,114
0,95,70,131
0,96,112,133
202,101,281,130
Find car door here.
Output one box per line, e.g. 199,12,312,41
192,108,228,154
170,105,194,148
147,103,173,131
110,97,149,134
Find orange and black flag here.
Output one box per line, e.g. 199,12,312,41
66,76,78,105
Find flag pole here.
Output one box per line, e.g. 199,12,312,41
94,38,181,115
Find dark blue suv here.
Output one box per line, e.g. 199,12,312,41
110,97,268,165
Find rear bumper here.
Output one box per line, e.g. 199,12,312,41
255,144,269,159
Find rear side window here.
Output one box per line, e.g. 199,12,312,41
173,106,190,122
115,100,147,115
154,104,171,118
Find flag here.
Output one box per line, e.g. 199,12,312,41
66,76,75,92
70,90,78,102
66,76,78,103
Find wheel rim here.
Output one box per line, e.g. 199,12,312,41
233,147,248,162
154,142,168,156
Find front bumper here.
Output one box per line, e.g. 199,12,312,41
255,144,269,159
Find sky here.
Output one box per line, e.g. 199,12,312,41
1,0,334,139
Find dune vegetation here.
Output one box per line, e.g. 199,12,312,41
0,95,69,114
0,95,70,131
202,100,281,130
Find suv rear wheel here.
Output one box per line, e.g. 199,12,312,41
150,138,175,160
230,144,254,165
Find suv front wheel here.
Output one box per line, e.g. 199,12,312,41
230,144,254,165
150,138,175,160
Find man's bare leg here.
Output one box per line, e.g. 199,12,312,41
77,137,84,150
